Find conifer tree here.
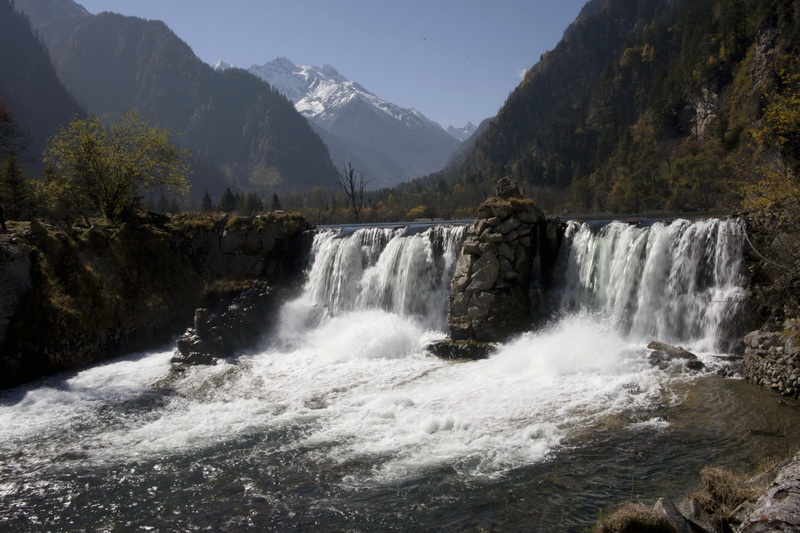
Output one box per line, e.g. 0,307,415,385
270,192,282,211
218,187,237,213
1,151,30,219
200,190,213,212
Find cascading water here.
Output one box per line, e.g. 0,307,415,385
276,224,464,346
304,225,463,329
1,217,798,533
556,218,747,352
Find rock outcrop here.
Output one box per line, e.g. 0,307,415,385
172,281,284,366
737,451,800,532
646,454,800,533
0,212,310,389
742,320,800,398
447,178,550,342
0,236,32,348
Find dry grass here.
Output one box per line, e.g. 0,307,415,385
695,466,758,520
595,503,676,533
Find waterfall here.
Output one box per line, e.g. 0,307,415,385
279,224,465,339
555,218,747,352
0,216,777,533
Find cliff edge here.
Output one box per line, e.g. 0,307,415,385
0,212,310,388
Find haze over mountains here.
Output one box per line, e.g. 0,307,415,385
0,0,84,161
218,57,465,188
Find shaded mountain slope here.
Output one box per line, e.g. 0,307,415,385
0,0,85,158
14,1,339,196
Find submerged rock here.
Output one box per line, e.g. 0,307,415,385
426,339,497,360
647,340,705,371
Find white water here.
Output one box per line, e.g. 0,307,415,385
0,218,752,530
557,218,746,353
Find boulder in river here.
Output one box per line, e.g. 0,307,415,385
647,340,705,371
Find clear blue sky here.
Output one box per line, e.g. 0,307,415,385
77,0,588,129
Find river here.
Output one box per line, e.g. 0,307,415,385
2,218,799,532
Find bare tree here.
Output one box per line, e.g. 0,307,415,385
337,162,371,222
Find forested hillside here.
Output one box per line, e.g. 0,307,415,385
0,0,84,159
375,0,800,217
14,0,340,198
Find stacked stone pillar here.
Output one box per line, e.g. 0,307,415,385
447,179,545,342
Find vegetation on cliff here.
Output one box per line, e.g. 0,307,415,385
0,211,310,388
41,110,191,221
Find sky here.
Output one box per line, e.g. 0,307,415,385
77,0,589,129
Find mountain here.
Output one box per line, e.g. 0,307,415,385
212,59,235,71
447,122,478,142
14,0,339,197
446,118,491,167
390,0,800,216
243,57,461,188
374,0,800,221
0,0,85,160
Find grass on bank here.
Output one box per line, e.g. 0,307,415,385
595,457,787,533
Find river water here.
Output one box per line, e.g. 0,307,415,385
2,218,799,532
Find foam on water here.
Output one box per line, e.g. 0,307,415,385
0,349,172,443
558,218,746,353
0,217,748,493
0,312,665,486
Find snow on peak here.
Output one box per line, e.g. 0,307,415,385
213,59,236,71
246,57,443,130
447,121,478,141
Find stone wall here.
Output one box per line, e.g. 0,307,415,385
447,179,553,343
743,320,800,398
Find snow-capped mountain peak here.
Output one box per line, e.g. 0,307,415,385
242,56,461,187
213,59,236,71
247,57,442,130
447,121,478,141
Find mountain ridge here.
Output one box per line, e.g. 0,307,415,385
12,0,340,197
240,57,461,188
0,0,86,161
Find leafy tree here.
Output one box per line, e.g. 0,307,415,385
41,110,191,221
756,72,800,172
337,162,371,222
741,71,800,319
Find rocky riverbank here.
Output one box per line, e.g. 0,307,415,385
743,320,800,399
599,452,800,532
0,212,310,388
